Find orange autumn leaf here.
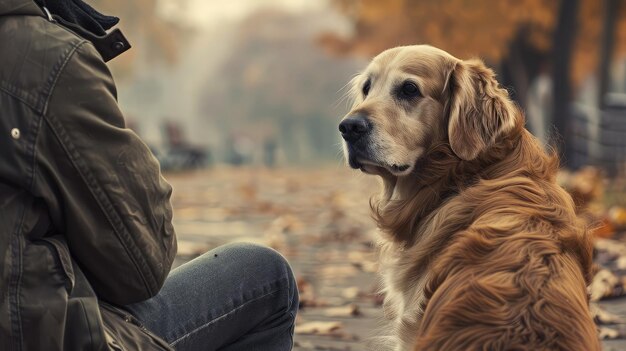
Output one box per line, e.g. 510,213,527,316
592,217,616,239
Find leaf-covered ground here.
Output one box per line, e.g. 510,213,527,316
166,166,626,350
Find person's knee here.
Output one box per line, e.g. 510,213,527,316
220,242,288,271
220,242,299,309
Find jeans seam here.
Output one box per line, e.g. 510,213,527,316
170,288,281,346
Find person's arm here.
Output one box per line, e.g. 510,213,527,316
33,41,177,305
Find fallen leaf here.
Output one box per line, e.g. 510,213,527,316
565,166,604,209
591,217,616,239
297,277,318,308
616,256,626,270
295,321,343,336
342,287,361,299
609,206,626,229
351,261,378,273
599,326,620,340
293,340,314,348
322,304,362,318
591,303,623,324
589,269,626,301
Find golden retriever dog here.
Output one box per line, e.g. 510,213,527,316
339,45,600,351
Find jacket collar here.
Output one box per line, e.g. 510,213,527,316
49,13,131,62
0,0,130,62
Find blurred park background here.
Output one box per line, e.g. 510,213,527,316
91,0,626,349
94,0,626,174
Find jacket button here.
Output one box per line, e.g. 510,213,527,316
112,41,125,51
11,128,20,139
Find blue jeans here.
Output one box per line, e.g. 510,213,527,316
124,243,299,351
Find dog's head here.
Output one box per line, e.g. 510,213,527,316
339,45,517,177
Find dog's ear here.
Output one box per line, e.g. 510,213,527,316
445,59,517,161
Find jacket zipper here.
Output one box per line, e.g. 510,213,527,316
42,7,55,22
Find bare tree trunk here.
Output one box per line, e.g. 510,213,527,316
552,0,580,166
598,0,620,109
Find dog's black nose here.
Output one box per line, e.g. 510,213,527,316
339,115,370,142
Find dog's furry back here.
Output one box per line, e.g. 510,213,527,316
373,126,599,351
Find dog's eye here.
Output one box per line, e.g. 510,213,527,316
400,81,420,98
362,79,371,97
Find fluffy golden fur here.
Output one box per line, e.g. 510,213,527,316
339,45,599,351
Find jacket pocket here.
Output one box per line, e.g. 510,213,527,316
39,235,109,350
39,235,75,292
100,302,173,351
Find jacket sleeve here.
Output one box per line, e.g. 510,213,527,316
33,41,177,305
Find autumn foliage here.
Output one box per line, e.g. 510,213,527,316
322,0,626,85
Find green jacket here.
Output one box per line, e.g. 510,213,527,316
0,0,177,349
